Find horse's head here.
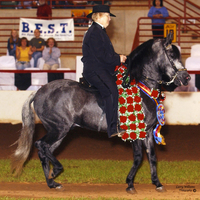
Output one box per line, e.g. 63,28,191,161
160,33,191,87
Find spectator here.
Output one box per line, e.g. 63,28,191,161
37,0,52,19
16,37,32,70
42,37,61,70
7,29,20,59
29,29,45,68
148,0,169,39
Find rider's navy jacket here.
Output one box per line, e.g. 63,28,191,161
81,22,120,76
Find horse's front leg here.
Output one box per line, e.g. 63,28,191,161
143,128,166,192
126,140,143,194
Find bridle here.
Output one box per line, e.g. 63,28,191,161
161,44,187,85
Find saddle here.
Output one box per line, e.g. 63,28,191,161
79,76,99,92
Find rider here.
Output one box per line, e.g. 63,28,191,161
81,5,127,138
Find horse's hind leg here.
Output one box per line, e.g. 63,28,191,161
126,140,143,194
143,129,166,192
35,134,65,189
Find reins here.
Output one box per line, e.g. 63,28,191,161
122,56,131,88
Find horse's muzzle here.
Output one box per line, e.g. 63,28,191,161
184,74,191,85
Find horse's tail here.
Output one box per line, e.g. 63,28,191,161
11,91,37,176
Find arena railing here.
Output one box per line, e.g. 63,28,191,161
0,68,198,91
0,68,76,91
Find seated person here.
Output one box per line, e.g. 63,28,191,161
42,37,61,70
16,37,32,70
7,29,20,59
29,29,45,68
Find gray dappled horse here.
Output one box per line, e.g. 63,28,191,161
11,33,190,193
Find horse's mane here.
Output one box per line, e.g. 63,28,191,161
123,39,155,87
130,39,155,82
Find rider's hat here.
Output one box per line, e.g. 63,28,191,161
87,5,116,18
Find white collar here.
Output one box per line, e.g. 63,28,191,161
95,21,104,29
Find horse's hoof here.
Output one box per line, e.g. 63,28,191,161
156,186,166,192
126,187,137,194
55,184,64,191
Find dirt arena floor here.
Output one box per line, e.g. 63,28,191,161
0,123,200,199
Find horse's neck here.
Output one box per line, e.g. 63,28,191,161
140,67,161,90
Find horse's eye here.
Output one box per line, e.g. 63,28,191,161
168,51,175,59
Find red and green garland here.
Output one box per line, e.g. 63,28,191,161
116,65,162,142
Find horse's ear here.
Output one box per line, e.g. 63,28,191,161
164,32,173,48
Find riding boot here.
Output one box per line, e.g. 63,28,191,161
104,95,125,138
